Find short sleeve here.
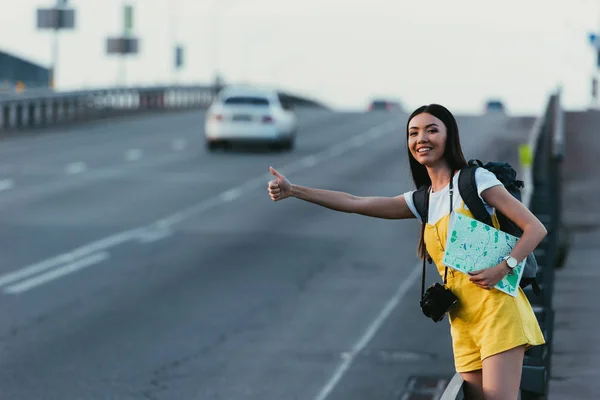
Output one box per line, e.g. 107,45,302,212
402,191,421,221
475,168,503,203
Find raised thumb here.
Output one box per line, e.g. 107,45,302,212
270,166,282,179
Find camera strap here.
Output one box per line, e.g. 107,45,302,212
419,187,430,300
420,173,454,300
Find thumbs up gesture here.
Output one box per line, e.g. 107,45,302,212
268,166,291,201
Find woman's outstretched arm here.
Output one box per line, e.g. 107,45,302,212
268,167,415,220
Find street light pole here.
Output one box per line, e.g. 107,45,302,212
51,23,59,88
36,0,75,89
209,0,222,91
170,0,179,85
209,0,244,93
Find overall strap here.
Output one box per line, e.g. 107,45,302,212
420,173,454,299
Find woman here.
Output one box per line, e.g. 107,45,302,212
267,104,546,400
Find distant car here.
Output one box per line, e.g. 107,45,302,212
368,99,401,112
204,86,297,151
485,100,506,114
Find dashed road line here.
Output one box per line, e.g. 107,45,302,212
0,179,14,191
126,149,143,161
0,118,402,295
172,139,187,151
66,162,87,174
4,252,110,294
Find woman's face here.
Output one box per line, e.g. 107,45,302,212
408,112,447,166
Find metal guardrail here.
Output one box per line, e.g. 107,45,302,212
0,85,329,132
440,373,465,400
520,89,563,399
0,85,216,132
440,89,564,400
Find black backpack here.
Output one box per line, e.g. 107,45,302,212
412,159,540,294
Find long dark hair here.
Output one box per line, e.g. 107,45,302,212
406,104,467,190
406,104,467,258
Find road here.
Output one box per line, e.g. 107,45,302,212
0,108,534,399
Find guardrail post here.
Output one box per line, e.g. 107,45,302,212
0,103,5,131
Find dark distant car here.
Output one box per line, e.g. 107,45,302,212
368,99,401,111
485,100,506,114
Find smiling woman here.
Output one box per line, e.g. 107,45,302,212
267,103,547,400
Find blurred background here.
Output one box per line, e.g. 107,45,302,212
1,0,600,112
0,1,596,399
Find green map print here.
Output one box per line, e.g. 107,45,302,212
442,214,525,297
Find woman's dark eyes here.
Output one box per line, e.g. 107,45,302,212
410,129,437,136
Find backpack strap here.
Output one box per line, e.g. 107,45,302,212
458,164,494,227
413,186,433,265
412,186,429,222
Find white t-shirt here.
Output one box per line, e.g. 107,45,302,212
403,168,503,226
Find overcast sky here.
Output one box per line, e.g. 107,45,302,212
0,0,598,114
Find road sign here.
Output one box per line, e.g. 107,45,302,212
124,5,134,36
175,46,184,69
106,37,139,54
37,8,75,29
589,32,600,49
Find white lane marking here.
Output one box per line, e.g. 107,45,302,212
327,143,350,157
0,229,143,287
4,252,109,294
349,135,368,147
0,179,14,191
137,228,173,244
313,264,421,400
219,188,241,202
301,155,319,168
368,127,385,139
66,162,87,175
172,139,187,151
126,149,143,161
0,119,401,293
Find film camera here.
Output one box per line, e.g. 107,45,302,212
420,283,458,322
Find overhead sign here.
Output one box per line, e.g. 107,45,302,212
37,8,75,29
106,37,139,55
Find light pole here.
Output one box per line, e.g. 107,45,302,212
209,0,223,91
170,0,183,85
105,3,140,87
586,2,600,108
208,0,244,93
36,0,75,89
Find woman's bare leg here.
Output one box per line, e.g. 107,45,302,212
482,345,526,400
460,370,484,400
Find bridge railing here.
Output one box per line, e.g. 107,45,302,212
0,85,216,132
440,89,564,400
519,88,563,399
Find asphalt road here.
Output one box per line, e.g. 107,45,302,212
0,108,534,399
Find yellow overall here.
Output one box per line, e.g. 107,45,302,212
425,203,545,372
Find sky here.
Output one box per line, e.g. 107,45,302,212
0,0,599,114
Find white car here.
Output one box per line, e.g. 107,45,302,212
204,86,297,151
